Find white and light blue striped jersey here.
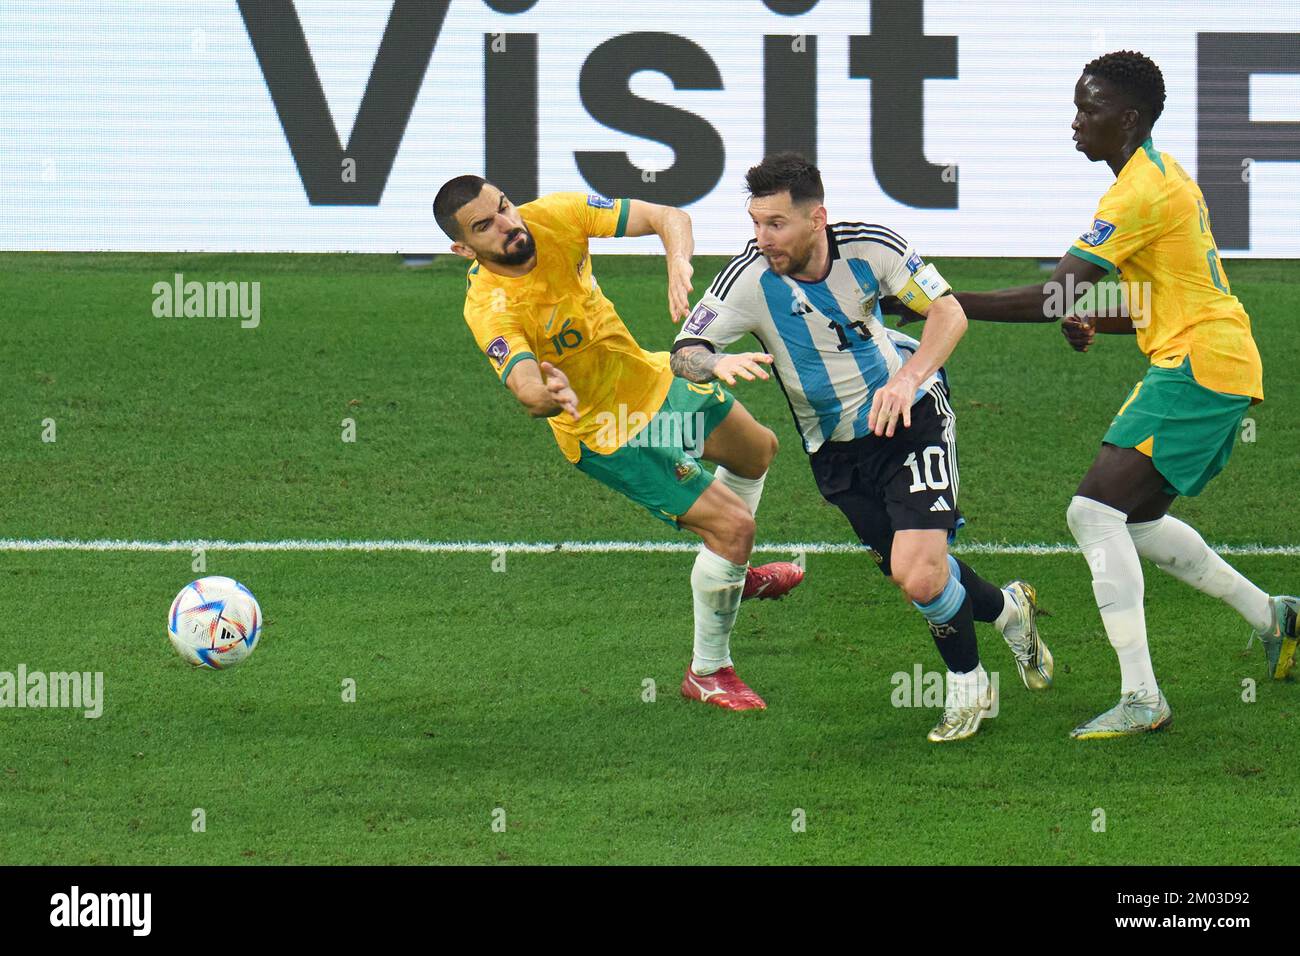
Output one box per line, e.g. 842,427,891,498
673,222,947,453
888,326,950,396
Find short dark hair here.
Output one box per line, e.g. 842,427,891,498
1083,50,1166,126
744,152,824,206
433,174,488,240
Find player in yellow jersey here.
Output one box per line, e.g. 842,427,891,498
885,51,1296,738
433,176,804,710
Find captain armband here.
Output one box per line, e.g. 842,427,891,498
896,263,952,315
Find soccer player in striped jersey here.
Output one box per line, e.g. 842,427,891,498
435,177,803,713
886,51,1297,738
671,153,1054,742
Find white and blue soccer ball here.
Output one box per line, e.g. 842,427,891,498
167,576,263,669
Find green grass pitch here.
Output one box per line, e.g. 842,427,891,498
1,252,1296,865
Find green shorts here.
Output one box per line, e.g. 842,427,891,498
1103,359,1251,497
575,378,735,527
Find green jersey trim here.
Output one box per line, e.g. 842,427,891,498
1141,137,1166,175
1067,246,1117,274
500,350,536,385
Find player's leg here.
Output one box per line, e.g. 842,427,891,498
815,447,1026,735
877,387,1018,739
1124,495,1295,681
811,437,966,737
814,444,985,739
700,393,778,487
572,388,764,710
668,380,777,708
905,385,1055,695
1068,443,1174,737
817,475,1011,721
890,530,997,742
916,382,1054,687
676,483,768,709
1072,361,1278,736
952,556,1054,691
1075,442,1172,513
1125,485,1270,633
697,389,803,600
677,477,754,565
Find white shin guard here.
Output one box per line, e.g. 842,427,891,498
1067,496,1159,698
690,547,747,675
1128,515,1272,633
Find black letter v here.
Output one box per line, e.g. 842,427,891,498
238,0,449,204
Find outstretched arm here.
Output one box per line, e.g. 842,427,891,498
885,252,1110,326
504,358,579,420
957,252,1110,322
622,200,695,322
670,344,773,386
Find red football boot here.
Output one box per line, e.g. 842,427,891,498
743,561,804,601
681,665,768,711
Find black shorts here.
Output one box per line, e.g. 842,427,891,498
809,385,962,576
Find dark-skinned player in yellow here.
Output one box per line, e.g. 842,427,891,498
886,51,1297,739
434,178,803,710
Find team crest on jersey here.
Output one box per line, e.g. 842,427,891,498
906,251,924,274
858,291,879,317
674,457,701,482
684,304,718,335
586,194,615,209
1080,218,1116,246
485,335,511,367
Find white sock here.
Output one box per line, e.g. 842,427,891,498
994,589,1019,638
946,665,989,707
1067,496,1159,700
691,547,747,675
714,467,766,517
1128,516,1273,633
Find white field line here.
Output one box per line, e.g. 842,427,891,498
1,539,1298,557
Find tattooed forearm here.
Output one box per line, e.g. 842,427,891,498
670,346,720,383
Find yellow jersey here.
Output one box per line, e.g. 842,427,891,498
463,192,673,462
1069,138,1263,401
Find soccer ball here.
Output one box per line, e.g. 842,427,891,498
167,576,263,669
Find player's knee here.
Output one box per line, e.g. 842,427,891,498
728,507,756,551
702,501,754,558
894,562,948,605
1065,496,1088,539
1067,494,1119,542
903,576,946,606
761,427,779,471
